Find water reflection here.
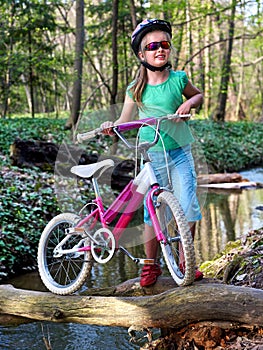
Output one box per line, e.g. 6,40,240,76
196,188,263,264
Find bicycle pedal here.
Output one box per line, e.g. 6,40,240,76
142,259,155,265
66,227,85,234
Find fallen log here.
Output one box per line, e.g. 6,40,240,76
9,138,134,190
197,173,262,191
198,181,258,190
0,281,262,329
197,173,244,184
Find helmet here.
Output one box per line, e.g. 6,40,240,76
131,19,172,56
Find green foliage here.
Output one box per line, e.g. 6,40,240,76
0,116,109,280
190,120,263,172
0,167,60,279
0,0,71,116
0,117,70,157
0,1,262,119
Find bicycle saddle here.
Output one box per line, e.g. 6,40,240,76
71,159,114,178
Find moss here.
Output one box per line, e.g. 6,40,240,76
200,228,263,289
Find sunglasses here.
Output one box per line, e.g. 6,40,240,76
144,41,171,51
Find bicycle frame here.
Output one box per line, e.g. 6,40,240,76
72,161,167,254
58,115,192,258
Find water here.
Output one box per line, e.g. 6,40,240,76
0,322,139,350
195,183,263,264
0,169,262,350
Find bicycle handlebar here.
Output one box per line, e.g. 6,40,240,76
76,113,191,147
77,127,102,143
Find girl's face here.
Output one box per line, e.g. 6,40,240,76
139,30,171,68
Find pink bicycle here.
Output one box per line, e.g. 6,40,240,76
37,114,196,294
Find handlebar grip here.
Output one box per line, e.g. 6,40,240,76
76,127,102,143
166,113,191,119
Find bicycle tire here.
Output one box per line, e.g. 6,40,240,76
38,213,93,295
156,191,196,286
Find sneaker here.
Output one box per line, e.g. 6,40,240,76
140,264,162,287
179,263,203,281
194,269,203,281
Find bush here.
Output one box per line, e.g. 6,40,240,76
0,167,60,279
0,118,69,157
190,120,263,172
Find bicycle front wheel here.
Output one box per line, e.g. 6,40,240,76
156,191,196,286
38,213,93,295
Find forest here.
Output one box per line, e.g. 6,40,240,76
0,0,262,123
0,1,263,349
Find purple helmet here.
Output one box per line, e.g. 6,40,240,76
131,19,172,56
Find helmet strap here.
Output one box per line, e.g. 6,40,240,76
141,61,171,72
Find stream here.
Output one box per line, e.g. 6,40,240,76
0,168,262,350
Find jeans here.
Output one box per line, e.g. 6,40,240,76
144,145,202,225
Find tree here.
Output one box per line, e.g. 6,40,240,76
0,0,262,120
213,0,237,121
111,0,119,106
0,1,15,118
68,0,85,129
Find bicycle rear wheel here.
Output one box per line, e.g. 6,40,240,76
156,191,196,286
38,213,93,295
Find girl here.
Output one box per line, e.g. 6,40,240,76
101,19,203,287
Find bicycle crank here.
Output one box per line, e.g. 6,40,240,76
91,228,116,263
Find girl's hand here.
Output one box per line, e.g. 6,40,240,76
100,121,115,135
174,101,192,122
173,80,203,122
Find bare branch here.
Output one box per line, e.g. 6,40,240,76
182,30,263,69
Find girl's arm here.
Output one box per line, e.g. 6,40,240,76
115,94,138,124
176,81,203,115
101,94,137,134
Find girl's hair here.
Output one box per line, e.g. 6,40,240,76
128,31,171,108
129,65,147,109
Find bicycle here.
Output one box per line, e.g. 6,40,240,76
37,114,196,295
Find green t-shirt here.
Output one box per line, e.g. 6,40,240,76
127,70,194,151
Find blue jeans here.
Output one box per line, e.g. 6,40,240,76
144,145,202,225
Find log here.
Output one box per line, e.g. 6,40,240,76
198,181,258,190
9,138,95,170
0,282,263,329
9,138,134,190
197,173,244,184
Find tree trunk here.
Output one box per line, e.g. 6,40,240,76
203,0,212,118
2,2,15,118
28,28,35,118
129,0,137,29
66,0,85,129
185,0,194,80
111,0,119,107
213,0,236,121
0,282,262,328
234,1,246,121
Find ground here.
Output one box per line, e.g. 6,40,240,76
141,228,263,350
144,324,263,350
